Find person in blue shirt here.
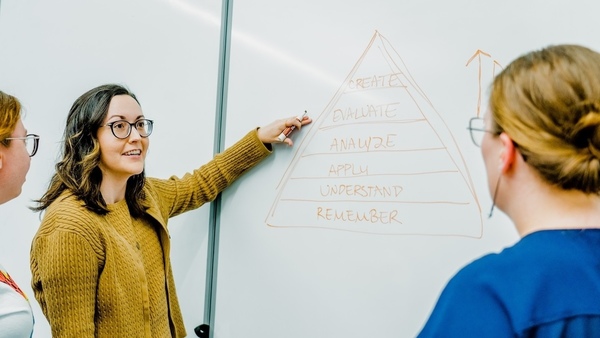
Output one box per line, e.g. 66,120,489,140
418,44,600,337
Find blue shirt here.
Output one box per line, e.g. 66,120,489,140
418,229,600,338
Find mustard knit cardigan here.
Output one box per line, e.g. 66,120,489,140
30,130,271,337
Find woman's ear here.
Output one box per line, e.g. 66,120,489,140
498,132,517,174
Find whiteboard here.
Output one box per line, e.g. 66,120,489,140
215,0,600,337
0,0,222,336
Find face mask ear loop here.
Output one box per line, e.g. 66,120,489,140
488,175,501,218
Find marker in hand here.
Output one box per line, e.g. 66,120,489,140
277,110,308,142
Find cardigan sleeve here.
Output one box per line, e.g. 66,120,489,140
146,128,272,218
30,228,100,338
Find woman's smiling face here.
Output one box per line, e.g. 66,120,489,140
97,94,149,185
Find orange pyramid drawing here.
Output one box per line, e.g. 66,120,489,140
266,31,483,237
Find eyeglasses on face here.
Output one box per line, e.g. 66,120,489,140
104,119,154,139
4,134,40,157
466,117,496,147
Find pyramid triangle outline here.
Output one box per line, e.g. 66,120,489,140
266,30,484,237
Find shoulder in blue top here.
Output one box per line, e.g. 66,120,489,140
417,229,600,338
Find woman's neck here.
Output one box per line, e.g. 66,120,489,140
511,184,600,236
100,177,128,204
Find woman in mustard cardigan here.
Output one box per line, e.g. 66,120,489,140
29,83,310,337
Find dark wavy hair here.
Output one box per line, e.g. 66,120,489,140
32,84,147,216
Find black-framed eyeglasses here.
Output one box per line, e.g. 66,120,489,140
4,134,40,157
104,119,154,139
467,117,495,147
